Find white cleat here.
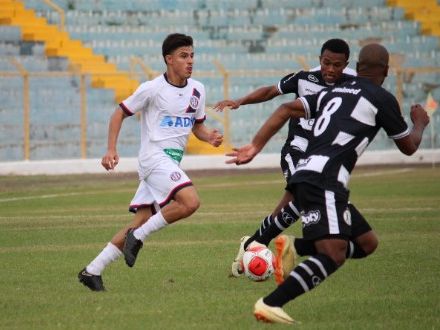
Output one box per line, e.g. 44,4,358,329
231,235,250,277
254,298,295,324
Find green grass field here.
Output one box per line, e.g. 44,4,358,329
1,166,439,329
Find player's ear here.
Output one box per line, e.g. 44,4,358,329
384,65,389,77
344,61,349,69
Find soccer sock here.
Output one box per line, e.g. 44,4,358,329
86,242,122,275
133,211,168,242
255,201,300,246
263,254,338,307
346,241,367,258
244,215,273,250
295,239,367,259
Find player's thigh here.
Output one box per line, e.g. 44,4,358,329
293,183,351,241
147,160,193,207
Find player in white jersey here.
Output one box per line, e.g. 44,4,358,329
78,33,223,291
227,43,429,324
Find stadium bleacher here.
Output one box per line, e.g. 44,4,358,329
0,0,439,161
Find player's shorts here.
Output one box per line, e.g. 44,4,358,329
348,203,372,238
280,143,304,183
291,182,351,240
129,155,193,213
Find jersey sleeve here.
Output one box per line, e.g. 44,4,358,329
298,93,319,119
376,91,410,139
119,81,153,116
194,83,206,123
277,72,299,95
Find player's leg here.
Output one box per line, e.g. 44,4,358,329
78,206,153,291
123,163,200,267
231,191,300,277
255,183,349,323
292,203,378,259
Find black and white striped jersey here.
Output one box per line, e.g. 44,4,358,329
277,70,354,153
291,76,410,190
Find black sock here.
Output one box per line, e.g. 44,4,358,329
264,254,338,307
346,241,367,258
243,215,273,250
255,201,300,246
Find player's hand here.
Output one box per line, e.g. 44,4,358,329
225,144,258,165
410,104,430,128
209,129,224,147
101,150,119,170
213,100,240,112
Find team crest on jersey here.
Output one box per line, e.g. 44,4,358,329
307,74,319,83
186,88,200,113
343,208,352,226
301,210,321,227
170,171,182,181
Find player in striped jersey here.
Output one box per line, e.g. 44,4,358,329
215,39,377,280
227,43,429,324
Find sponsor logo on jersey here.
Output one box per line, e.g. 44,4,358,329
307,74,319,83
301,210,321,227
332,87,361,95
296,157,311,169
160,116,195,128
186,88,201,113
164,148,184,163
170,171,182,181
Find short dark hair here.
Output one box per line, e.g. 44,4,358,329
162,33,193,61
320,38,350,60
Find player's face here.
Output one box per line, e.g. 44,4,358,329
319,49,348,84
166,46,194,85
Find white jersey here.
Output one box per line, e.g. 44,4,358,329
120,74,206,168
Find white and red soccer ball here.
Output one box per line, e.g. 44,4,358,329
241,246,275,281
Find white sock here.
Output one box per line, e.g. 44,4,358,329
86,242,122,275
133,211,168,242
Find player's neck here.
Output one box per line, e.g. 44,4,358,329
164,72,187,87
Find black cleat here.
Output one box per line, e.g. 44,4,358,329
78,268,106,291
123,228,143,267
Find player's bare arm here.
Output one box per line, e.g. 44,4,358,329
394,104,430,156
101,107,128,170
214,85,280,112
192,122,224,147
226,99,306,165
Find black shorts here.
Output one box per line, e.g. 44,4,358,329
348,203,372,239
291,182,351,241
280,144,303,183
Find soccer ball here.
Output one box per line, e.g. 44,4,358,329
241,245,275,281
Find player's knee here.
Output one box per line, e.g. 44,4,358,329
363,236,379,256
182,198,200,217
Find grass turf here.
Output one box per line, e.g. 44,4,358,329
0,166,439,329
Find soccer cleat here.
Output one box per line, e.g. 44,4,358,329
274,234,297,285
254,298,295,324
231,235,251,277
123,228,143,267
78,268,105,291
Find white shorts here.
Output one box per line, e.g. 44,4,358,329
129,155,192,213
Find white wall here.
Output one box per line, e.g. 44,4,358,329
0,149,439,175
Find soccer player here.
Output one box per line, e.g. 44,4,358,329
214,39,377,282
227,43,430,324
78,33,223,291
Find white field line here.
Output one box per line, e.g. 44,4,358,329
0,168,414,204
